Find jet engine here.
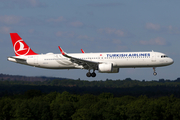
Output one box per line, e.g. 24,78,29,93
98,63,119,73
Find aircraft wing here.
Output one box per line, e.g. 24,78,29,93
58,46,100,70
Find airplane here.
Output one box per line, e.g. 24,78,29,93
8,33,174,77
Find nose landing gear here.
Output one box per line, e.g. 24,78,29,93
153,67,157,76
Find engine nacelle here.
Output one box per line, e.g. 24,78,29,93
98,63,119,73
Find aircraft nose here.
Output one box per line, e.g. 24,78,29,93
169,58,174,65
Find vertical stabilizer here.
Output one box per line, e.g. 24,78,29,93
10,33,38,56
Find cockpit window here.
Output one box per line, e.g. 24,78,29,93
161,55,168,58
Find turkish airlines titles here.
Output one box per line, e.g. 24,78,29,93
106,53,150,57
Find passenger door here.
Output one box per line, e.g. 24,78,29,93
151,53,156,62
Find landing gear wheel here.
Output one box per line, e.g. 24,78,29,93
86,72,92,77
91,72,96,77
153,72,157,76
153,67,157,76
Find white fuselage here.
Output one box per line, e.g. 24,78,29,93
8,33,174,77
8,51,174,70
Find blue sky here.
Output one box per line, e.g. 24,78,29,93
0,0,179,81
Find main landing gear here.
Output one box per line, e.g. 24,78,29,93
86,70,96,77
153,67,157,76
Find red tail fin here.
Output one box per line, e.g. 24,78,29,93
10,33,38,56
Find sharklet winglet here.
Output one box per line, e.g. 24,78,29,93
58,46,65,55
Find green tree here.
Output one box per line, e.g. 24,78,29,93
43,91,58,103
50,92,77,120
24,89,42,99
76,94,99,109
99,93,114,99
72,108,92,120
125,95,148,120
0,98,13,120
29,98,51,120
171,99,180,119
14,100,33,119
